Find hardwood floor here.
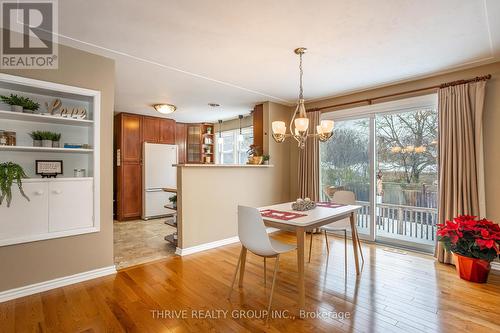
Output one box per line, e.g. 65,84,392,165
1,231,500,332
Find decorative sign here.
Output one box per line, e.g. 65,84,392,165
44,98,88,119
36,160,63,178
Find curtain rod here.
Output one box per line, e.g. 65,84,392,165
307,74,492,113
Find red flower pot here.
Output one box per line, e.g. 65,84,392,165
452,252,491,283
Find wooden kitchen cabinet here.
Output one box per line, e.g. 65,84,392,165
176,122,187,164
120,113,142,163
142,116,160,143
118,163,142,219
186,124,202,163
159,118,176,144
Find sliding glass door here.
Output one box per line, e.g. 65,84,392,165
375,108,438,251
319,95,438,252
319,117,372,238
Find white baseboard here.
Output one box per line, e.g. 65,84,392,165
175,227,280,256
0,265,117,303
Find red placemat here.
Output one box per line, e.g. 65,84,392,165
316,202,346,208
260,209,307,221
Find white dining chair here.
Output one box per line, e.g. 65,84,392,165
228,205,296,317
308,191,364,275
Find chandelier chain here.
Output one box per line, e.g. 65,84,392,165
299,52,304,99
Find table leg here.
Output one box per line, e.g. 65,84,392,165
350,212,360,275
238,246,247,287
296,227,305,308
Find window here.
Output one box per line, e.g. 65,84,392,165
216,126,253,164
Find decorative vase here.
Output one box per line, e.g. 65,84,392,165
11,105,23,112
452,252,491,283
251,156,263,165
33,139,42,147
42,139,53,148
52,140,60,148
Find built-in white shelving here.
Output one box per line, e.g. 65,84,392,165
0,73,101,247
0,109,93,126
0,145,93,153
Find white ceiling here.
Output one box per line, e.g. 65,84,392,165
58,0,500,123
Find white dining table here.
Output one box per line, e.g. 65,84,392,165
250,202,363,309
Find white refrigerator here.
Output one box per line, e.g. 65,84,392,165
142,143,178,219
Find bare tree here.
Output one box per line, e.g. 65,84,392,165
377,109,437,183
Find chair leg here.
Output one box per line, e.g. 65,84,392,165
344,230,347,278
228,247,243,299
308,232,313,263
324,230,330,255
266,255,280,320
357,233,365,265
264,257,267,286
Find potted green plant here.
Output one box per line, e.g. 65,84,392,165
1,94,25,112
262,154,270,165
52,132,62,148
437,215,500,283
29,131,43,147
0,162,29,207
169,194,177,209
22,98,40,114
40,131,54,148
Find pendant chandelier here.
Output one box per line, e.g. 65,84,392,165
272,47,334,149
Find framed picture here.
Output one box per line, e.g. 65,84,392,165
36,160,63,178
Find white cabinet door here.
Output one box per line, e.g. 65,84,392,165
0,182,49,242
48,179,93,232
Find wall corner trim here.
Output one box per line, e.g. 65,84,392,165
175,228,280,256
0,265,117,303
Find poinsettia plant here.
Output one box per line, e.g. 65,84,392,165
437,215,500,262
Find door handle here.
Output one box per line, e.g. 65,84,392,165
34,190,44,195
52,189,62,194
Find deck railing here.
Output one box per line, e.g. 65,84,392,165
355,201,438,242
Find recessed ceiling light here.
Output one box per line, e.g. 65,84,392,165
153,104,176,114
208,103,221,108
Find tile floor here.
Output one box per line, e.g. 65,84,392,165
113,217,177,269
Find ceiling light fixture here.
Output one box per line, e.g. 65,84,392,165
208,103,221,108
237,115,244,142
217,119,223,147
271,47,334,149
153,104,177,114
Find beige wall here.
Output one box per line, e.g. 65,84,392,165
178,102,293,248
0,44,115,291
293,61,500,222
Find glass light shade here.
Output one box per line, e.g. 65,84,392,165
237,134,244,142
272,121,286,135
320,120,334,133
294,117,309,132
218,137,224,146
153,104,176,114
316,125,324,134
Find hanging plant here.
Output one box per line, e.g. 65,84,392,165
0,162,30,207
